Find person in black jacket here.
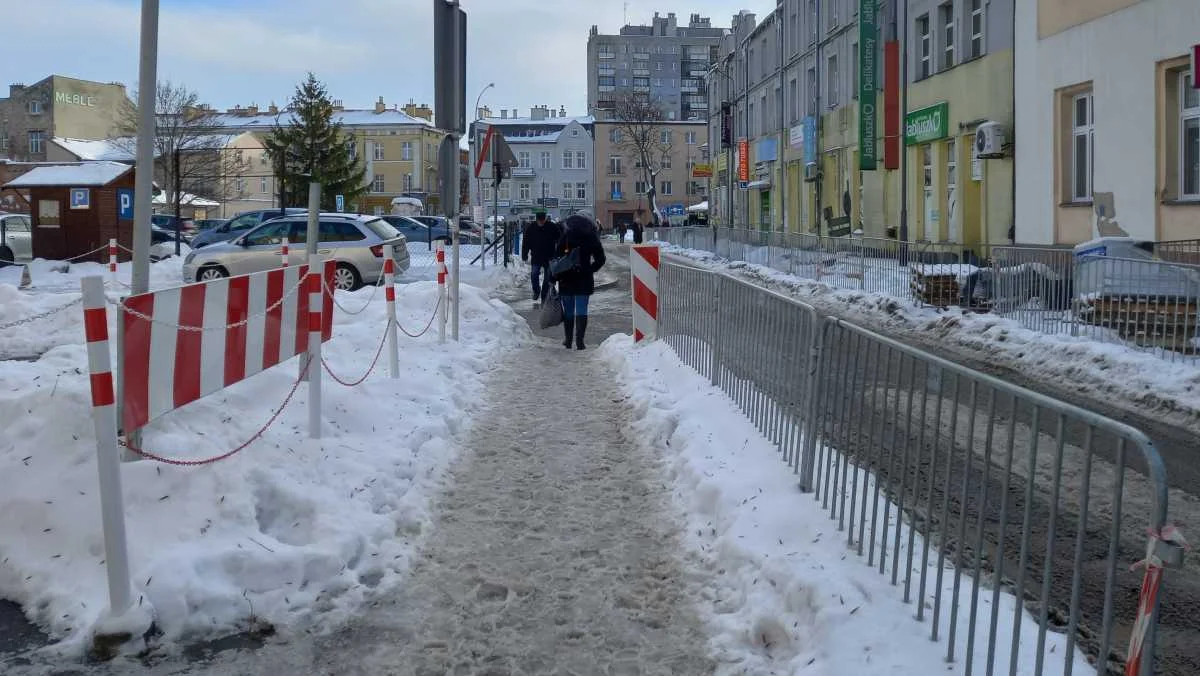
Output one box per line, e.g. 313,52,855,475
554,214,607,350
521,208,562,307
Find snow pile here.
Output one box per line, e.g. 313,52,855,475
663,245,1200,425
0,273,530,656
600,335,1094,675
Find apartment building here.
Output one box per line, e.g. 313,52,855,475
208,98,445,215
468,106,595,222
587,12,727,122
1015,0,1200,244
593,119,708,230
0,75,133,161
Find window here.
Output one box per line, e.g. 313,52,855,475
235,177,245,194
260,177,268,194
372,174,385,193
970,0,985,59
401,141,413,160
686,131,697,145
519,182,531,200
562,150,573,168
28,130,45,154
808,0,818,44
318,221,366,242
917,15,931,79
608,156,623,175
790,10,799,55
656,62,663,71
499,183,510,200
749,102,756,136
373,141,385,160
826,0,838,29
576,182,587,200
540,151,552,169
660,130,671,144
28,100,42,114
940,2,955,70
807,67,818,116
562,182,572,199
1181,73,1199,199
635,180,648,194
518,151,530,168
404,173,413,191
243,222,290,246
761,93,769,132
483,185,493,201
610,180,623,198
373,206,384,216
1071,92,1094,202
663,155,673,169
576,151,587,169
661,181,673,196
827,54,839,108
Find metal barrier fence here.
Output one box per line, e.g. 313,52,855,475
657,259,1184,676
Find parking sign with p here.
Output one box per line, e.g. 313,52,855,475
117,189,134,220
70,188,90,210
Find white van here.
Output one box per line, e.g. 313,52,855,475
390,196,424,218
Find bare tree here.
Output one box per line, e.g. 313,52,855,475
610,91,673,225
115,81,235,212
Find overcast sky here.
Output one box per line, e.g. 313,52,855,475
7,0,774,118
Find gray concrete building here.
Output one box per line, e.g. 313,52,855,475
0,75,133,161
468,106,595,222
586,12,728,122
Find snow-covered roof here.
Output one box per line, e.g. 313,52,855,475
483,115,595,126
3,162,132,188
51,138,135,162
208,108,433,130
152,191,219,207
503,131,562,144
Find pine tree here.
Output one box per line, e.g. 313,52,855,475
264,73,367,210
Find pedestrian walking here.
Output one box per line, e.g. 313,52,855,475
521,208,562,307
632,215,645,245
553,213,607,350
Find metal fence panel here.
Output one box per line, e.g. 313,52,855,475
655,259,1181,676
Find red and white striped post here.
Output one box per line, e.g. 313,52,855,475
631,244,661,343
437,241,447,344
108,238,118,283
383,244,399,379
79,276,133,621
306,256,323,438
280,236,289,268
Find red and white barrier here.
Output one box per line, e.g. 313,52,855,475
119,261,335,431
437,241,447,344
305,258,323,438
1126,525,1188,675
79,276,134,625
631,244,660,343
383,245,399,379
108,238,118,282
280,236,290,268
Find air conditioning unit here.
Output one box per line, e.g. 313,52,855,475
974,121,1007,159
803,162,820,182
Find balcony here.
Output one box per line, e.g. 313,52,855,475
607,169,625,176
510,167,535,177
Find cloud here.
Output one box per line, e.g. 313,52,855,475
4,0,773,116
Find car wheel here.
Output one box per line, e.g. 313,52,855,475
333,263,361,291
197,265,229,282
0,245,13,267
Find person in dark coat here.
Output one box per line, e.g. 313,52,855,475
632,213,645,244
554,214,607,350
521,208,562,307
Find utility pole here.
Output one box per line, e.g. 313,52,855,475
130,0,159,295
899,0,910,265
434,0,467,340
172,148,182,257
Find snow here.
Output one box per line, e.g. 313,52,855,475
0,257,530,657
3,162,132,188
152,192,219,207
662,245,1200,426
599,335,1094,675
50,138,134,163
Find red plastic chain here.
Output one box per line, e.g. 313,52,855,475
119,358,311,466
396,294,442,338
321,319,391,387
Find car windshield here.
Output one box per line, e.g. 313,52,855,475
363,218,401,240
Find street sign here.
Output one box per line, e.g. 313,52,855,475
335,194,345,212
434,0,467,135
70,188,90,210
538,197,559,208
738,181,749,190
117,188,134,220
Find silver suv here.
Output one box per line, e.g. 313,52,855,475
182,213,411,290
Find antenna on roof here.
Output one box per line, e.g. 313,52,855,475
623,1,628,25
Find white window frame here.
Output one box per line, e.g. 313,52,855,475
576,150,587,169
373,141,385,160
28,100,42,115
372,174,385,193
540,151,552,169
28,130,44,154
917,15,931,79
827,54,839,108
562,182,572,199
403,173,413,191
610,180,622,198
609,155,622,175
660,130,671,144
1071,92,1095,203
1180,73,1200,200
686,131,697,145
661,180,673,196
498,182,510,200
576,182,587,200
941,2,955,71
260,177,268,194
519,182,531,200
562,150,573,168
808,0,818,44
518,151,530,168
401,141,412,160
970,0,985,59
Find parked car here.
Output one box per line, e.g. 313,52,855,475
151,214,197,239
194,218,228,231
190,208,306,249
382,215,464,247
0,213,32,265
182,213,410,291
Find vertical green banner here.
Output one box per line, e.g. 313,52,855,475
859,0,877,170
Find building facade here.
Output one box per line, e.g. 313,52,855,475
587,12,727,122
0,75,133,161
208,98,445,215
468,106,595,222
1015,0,1200,244
592,120,708,229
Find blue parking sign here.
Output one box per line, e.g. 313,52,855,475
117,188,134,220
335,194,345,213
70,188,90,209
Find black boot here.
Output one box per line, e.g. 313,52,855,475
575,316,588,350
563,316,575,348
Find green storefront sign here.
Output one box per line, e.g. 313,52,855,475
905,102,950,145
858,0,877,170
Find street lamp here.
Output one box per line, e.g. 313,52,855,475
472,82,495,217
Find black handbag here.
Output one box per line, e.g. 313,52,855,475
549,247,582,279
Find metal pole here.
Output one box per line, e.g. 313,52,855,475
130,0,159,295
383,244,399,378
452,214,460,341
899,0,910,264
301,182,319,381
173,148,182,257
307,256,322,439
437,241,447,344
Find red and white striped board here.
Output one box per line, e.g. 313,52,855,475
631,244,660,343
120,261,335,431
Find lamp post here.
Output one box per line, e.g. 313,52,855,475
472,83,495,217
